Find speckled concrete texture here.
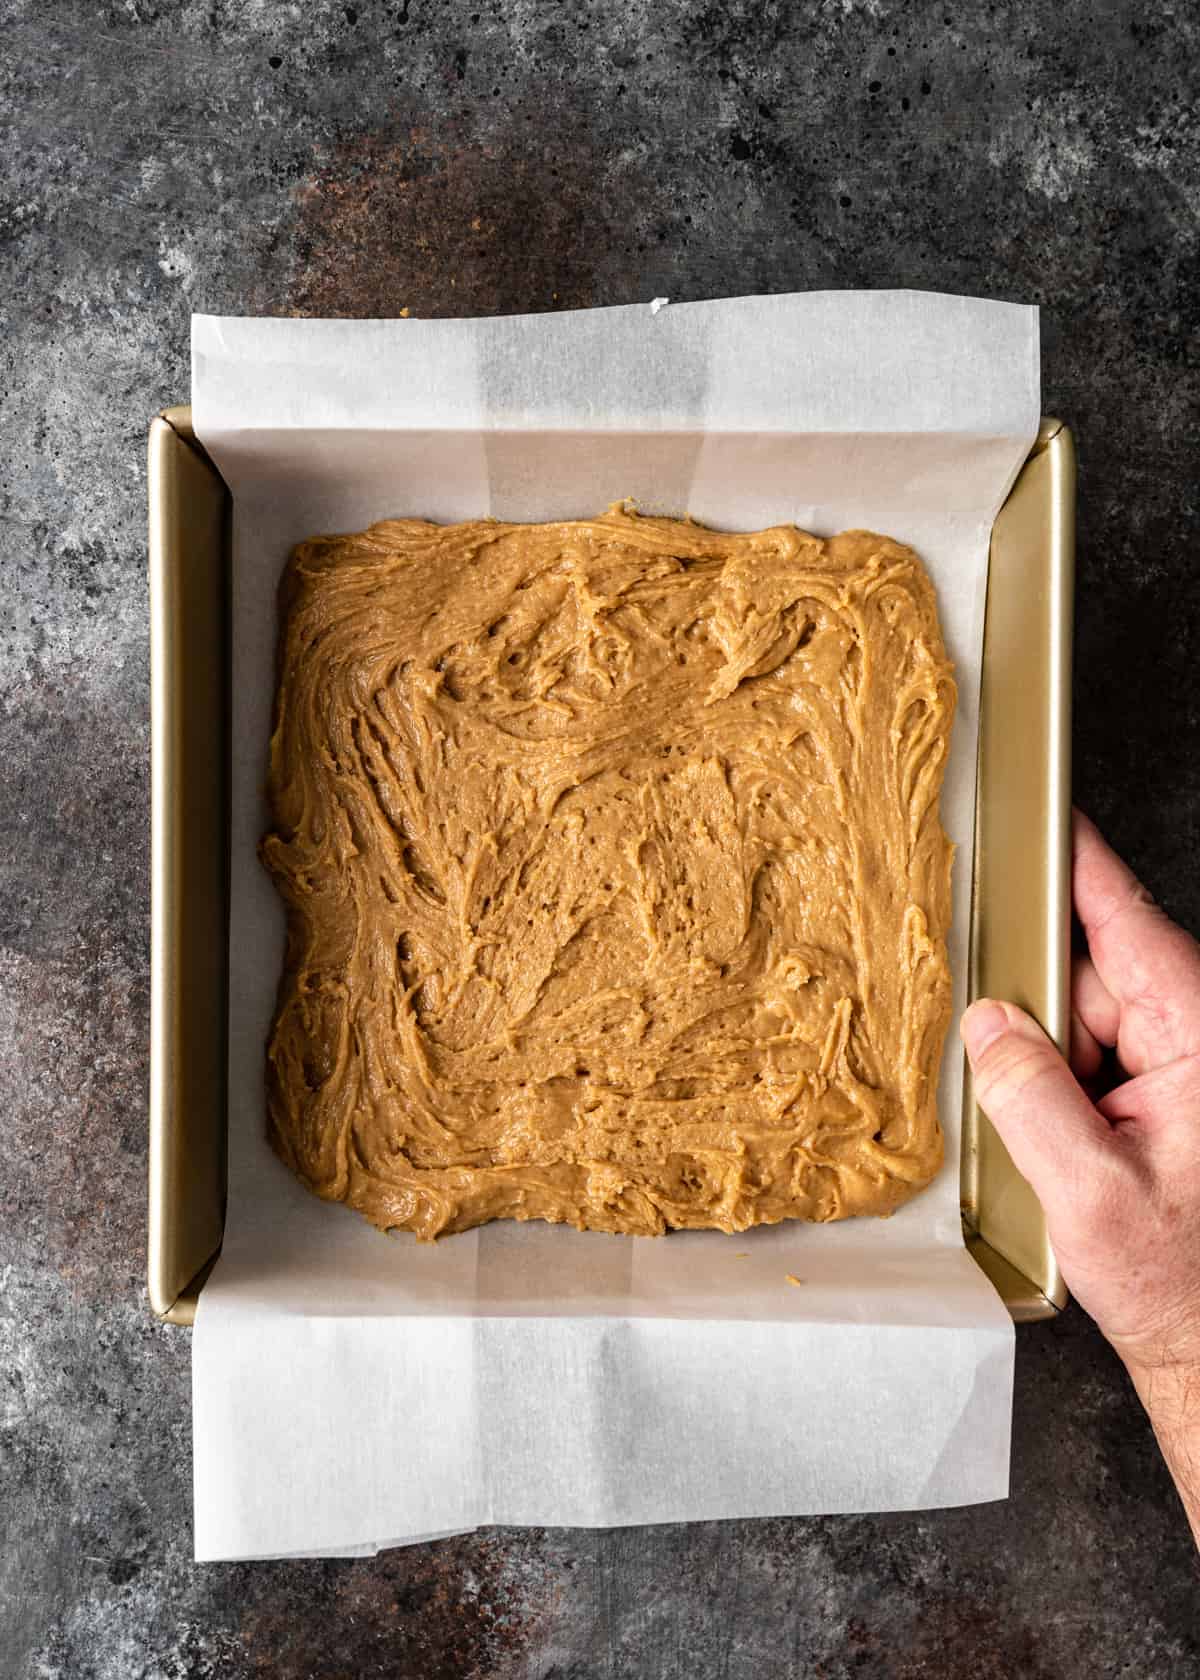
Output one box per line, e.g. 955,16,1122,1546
2,0,1198,1674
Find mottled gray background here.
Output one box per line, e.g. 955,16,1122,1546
3,0,1199,1675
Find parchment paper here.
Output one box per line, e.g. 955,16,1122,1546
191,291,1039,1562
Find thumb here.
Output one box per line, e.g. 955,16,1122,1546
961,999,1114,1203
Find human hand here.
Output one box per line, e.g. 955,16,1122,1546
960,809,1200,1541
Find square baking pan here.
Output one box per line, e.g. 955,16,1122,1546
147,409,1073,1326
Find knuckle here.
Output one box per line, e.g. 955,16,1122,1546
1128,879,1157,911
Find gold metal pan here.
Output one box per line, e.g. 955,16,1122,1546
146,413,1073,1323
148,408,228,1325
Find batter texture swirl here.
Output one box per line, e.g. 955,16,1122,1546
262,506,956,1240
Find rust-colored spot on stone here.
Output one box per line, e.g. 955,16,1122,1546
850,1596,1059,1680
274,123,671,319
237,1529,554,1679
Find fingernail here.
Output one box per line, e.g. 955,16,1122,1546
960,1000,1011,1061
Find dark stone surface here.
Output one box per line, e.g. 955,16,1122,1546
2,0,1198,1673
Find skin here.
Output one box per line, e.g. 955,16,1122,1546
961,809,1200,1547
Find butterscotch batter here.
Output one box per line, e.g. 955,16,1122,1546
262,507,956,1240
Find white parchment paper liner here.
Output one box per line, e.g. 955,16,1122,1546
191,290,1038,1561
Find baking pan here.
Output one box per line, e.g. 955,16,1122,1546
148,407,228,1324
147,411,1073,1326
963,419,1074,1319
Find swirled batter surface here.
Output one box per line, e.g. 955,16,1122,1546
263,507,956,1240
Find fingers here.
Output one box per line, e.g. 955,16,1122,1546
1072,808,1158,958
1072,812,1200,1063
1072,952,1120,1048
1070,953,1118,1081
962,998,1114,1202
1070,1007,1105,1083
1097,1053,1200,1140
